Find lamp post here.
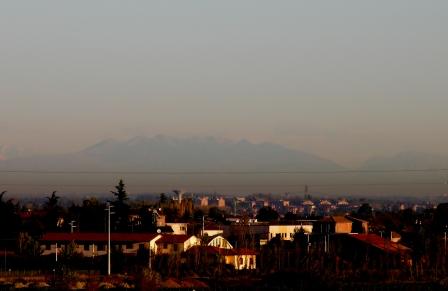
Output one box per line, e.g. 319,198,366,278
105,202,114,276
444,225,447,257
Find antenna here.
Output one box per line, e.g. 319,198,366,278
69,220,77,233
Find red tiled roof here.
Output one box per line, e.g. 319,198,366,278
155,235,192,244
350,234,410,254
41,232,159,243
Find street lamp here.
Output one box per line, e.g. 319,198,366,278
105,202,114,276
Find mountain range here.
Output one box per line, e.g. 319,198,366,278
0,136,343,172
1,137,448,195
1,137,448,172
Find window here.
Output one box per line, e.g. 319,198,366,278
45,244,51,250
126,243,133,250
97,244,105,251
163,243,168,249
139,244,145,250
250,257,254,266
83,244,89,251
173,244,178,251
239,257,243,265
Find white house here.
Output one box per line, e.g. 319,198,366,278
166,222,189,235
269,222,314,241
155,235,200,255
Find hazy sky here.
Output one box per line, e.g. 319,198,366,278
1,1,447,167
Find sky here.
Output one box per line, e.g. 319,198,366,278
1,1,447,167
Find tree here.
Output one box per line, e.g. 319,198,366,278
17,232,42,258
0,191,21,248
208,207,226,223
357,203,373,220
111,179,130,231
159,193,168,206
45,191,60,209
256,206,279,222
43,191,64,231
78,198,106,232
0,191,6,202
111,179,128,205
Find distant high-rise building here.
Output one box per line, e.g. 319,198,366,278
218,197,226,208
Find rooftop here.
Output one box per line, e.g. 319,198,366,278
349,234,411,254
156,234,194,244
41,232,160,243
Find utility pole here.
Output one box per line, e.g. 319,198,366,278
148,245,152,270
106,202,114,276
55,243,58,262
444,225,447,257
202,215,205,237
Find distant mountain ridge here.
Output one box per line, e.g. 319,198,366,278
1,137,448,173
2,137,448,195
0,136,343,172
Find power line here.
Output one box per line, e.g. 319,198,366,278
1,168,448,175
0,182,445,188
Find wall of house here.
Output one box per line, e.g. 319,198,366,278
335,222,352,233
269,225,313,240
166,223,188,235
225,255,256,270
41,237,161,258
157,242,184,255
157,236,200,255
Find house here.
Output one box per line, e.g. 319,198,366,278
188,246,257,270
203,225,224,237
268,222,314,241
332,216,353,233
40,233,161,257
228,222,269,246
335,233,412,269
346,216,369,233
166,222,189,235
202,234,233,249
315,216,353,234
155,235,200,255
